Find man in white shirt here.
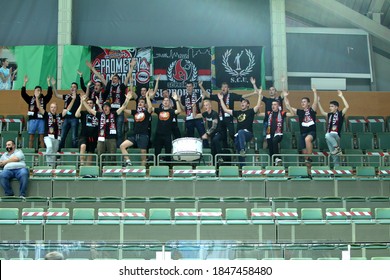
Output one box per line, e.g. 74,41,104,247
0,140,29,198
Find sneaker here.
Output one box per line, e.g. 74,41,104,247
240,149,246,157
275,158,282,166
19,196,26,200
125,160,132,166
331,147,342,155
217,158,224,164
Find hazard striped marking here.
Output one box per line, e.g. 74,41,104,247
251,212,298,217
326,211,372,217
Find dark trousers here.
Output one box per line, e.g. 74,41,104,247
154,133,172,159
59,117,79,149
220,117,235,148
267,135,283,158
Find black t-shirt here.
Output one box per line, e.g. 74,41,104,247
297,108,317,133
21,86,53,120
43,111,61,139
105,81,127,110
62,94,81,119
327,110,344,136
262,96,284,112
79,111,99,138
96,111,119,140
154,108,176,135
233,108,256,132
210,92,243,119
202,110,220,136
132,109,151,135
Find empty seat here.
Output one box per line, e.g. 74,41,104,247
325,208,349,224
367,116,385,133
225,208,249,224
275,208,299,224
149,208,171,224
123,208,146,224
219,166,240,180
54,165,77,177
0,208,19,224
376,132,390,150
45,208,70,224
79,166,100,178
288,166,310,180
97,208,121,224
199,208,223,224
21,207,45,225
149,166,170,180
174,208,198,224
301,208,324,224
348,116,366,133
71,208,95,224
375,208,390,224
172,166,194,179
356,132,374,150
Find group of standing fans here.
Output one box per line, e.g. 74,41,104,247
14,60,350,169
0,60,351,197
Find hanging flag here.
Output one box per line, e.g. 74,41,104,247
90,46,152,90
213,46,265,89
153,47,212,98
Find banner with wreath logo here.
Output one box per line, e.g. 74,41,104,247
153,47,212,98
213,46,265,89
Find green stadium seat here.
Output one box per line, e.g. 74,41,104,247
0,208,19,224
55,165,77,177
316,116,327,133
316,132,328,151
301,208,325,224
350,208,373,224
280,149,300,167
1,131,19,148
325,208,350,224
265,166,287,180
124,166,147,179
241,166,266,181
376,132,390,150
219,166,240,180
317,257,340,260
20,207,44,225
288,166,310,180
123,208,146,224
172,166,194,180
356,166,378,180
310,166,333,181
45,208,70,225
371,257,390,260
356,132,374,150
102,166,122,177
200,208,223,225
367,116,385,133
378,167,390,180
71,208,95,225
225,208,249,224
195,166,217,180
339,132,354,150
288,116,300,134
275,208,299,225
343,150,364,168
32,166,54,177
375,208,390,224
174,208,198,224
348,116,366,133
60,148,79,166
20,148,35,168
280,132,294,149
149,208,171,224
79,166,100,178
97,208,121,224
5,115,24,133
149,166,170,180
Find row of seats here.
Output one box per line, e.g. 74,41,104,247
29,165,390,179
3,207,390,224
2,257,389,260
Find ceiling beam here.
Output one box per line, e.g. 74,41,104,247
306,0,390,44
368,0,385,13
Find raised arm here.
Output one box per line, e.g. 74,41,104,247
117,91,132,115
317,96,327,117
86,60,107,86
217,93,233,115
126,58,137,89
283,91,296,115
77,70,87,93
51,77,62,99
311,87,318,112
81,95,97,116
150,74,160,100
280,76,286,98
338,90,349,115
172,91,182,115
253,88,263,113
21,75,30,102
198,80,210,98
75,94,86,118
145,89,155,113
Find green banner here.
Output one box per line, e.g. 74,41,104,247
13,45,57,90
61,45,91,89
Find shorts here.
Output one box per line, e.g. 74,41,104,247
28,119,45,134
79,136,98,153
300,131,316,150
127,134,149,149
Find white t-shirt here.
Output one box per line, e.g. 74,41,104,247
0,67,11,90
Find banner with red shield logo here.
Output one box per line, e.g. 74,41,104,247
90,46,152,89
153,47,212,98
213,46,265,89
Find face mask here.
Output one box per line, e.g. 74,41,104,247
6,147,13,152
